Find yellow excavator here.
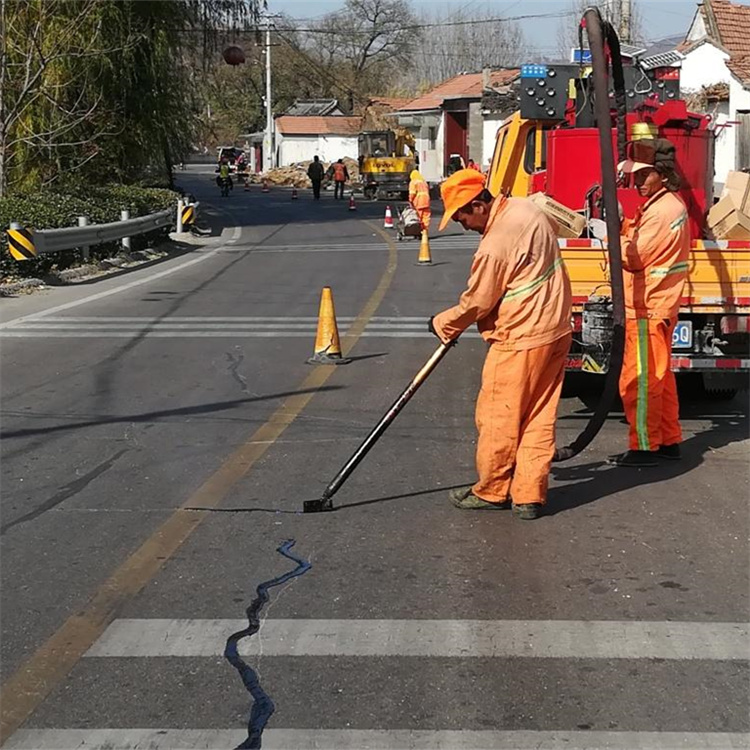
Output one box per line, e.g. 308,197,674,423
358,129,416,201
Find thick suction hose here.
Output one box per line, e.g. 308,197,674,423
554,7,626,461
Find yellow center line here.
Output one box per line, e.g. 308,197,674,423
0,223,399,745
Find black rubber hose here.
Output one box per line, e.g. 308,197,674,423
554,8,626,462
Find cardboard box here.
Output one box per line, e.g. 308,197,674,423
719,170,750,215
529,192,586,239
707,194,750,240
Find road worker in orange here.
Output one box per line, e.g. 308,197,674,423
408,170,431,234
610,138,689,467
430,169,572,519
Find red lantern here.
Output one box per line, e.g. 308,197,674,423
222,46,246,66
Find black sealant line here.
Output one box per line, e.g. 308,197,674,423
224,540,311,749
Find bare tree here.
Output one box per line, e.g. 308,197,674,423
556,0,645,61
303,0,419,109
409,5,527,87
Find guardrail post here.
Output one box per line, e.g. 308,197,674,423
120,210,131,251
77,216,90,261
176,199,184,233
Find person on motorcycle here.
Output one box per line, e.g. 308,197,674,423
217,160,232,195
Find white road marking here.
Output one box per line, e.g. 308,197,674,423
0,248,225,330
0,315,470,338
6,729,749,749
85,619,750,660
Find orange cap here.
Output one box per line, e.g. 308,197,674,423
438,169,487,231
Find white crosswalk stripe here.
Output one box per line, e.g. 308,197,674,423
85,618,750,660
0,316,482,339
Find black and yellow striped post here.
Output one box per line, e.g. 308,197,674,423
7,223,36,261
181,203,195,227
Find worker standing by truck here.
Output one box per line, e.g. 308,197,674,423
611,138,690,467
408,169,431,235
430,169,572,520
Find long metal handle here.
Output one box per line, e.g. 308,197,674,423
320,341,452,506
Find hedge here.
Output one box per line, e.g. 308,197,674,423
0,184,180,280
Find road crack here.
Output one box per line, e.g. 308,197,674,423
224,539,311,749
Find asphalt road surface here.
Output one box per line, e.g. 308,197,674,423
1,170,748,750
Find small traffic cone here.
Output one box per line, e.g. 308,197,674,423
291,187,298,200
384,205,394,228
417,230,432,265
348,194,356,211
307,287,351,365
262,179,270,193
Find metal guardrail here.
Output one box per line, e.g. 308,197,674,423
7,201,199,261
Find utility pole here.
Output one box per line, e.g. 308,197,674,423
263,16,274,172
619,0,632,44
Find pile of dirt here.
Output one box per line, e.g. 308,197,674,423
246,157,361,187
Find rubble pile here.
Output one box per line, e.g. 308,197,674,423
246,157,361,188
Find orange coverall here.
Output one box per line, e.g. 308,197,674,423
619,188,690,451
432,196,573,505
409,171,432,233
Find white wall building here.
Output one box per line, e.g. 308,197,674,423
273,116,361,167
679,0,750,189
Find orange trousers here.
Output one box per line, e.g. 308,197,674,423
473,333,571,505
417,208,431,233
619,318,682,452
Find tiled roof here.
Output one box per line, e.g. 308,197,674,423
707,0,750,58
275,116,362,136
727,53,750,84
398,69,519,111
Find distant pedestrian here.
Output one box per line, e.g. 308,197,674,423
328,158,349,200
467,158,482,173
307,155,325,200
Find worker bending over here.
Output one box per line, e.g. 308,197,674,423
431,170,572,520
611,138,689,467
408,170,431,235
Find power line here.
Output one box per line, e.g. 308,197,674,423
276,10,577,35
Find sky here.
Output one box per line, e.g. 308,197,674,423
266,1,703,55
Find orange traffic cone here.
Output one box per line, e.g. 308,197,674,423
384,205,394,228
292,187,298,200
262,179,270,193
307,287,351,365
348,194,356,211
417,230,432,265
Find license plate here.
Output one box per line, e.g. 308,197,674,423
672,320,692,349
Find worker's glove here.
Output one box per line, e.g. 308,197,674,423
428,316,438,338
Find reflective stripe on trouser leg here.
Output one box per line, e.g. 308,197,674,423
620,319,670,452
509,333,571,504
635,318,651,450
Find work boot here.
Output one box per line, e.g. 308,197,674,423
608,450,658,467
449,486,510,510
657,443,682,460
512,503,543,520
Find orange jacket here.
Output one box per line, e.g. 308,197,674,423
409,176,430,211
620,188,690,320
332,162,348,182
432,196,572,350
